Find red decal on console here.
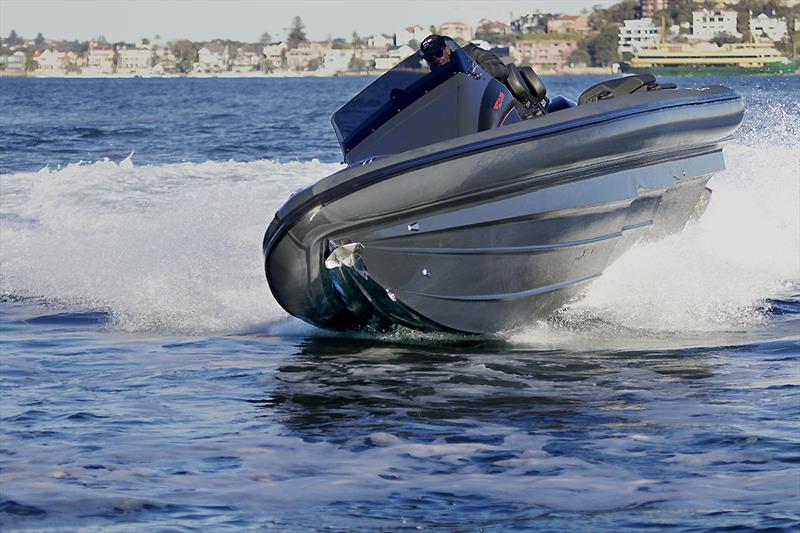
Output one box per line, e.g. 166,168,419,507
492,92,505,110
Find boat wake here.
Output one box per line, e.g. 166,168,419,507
1,141,797,343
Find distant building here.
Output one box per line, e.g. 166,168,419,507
33,49,68,75
513,39,577,70
6,50,26,71
510,13,543,34
263,42,288,69
368,34,394,49
396,25,427,46
322,48,354,72
374,44,415,70
546,14,590,34
117,47,153,74
619,18,661,55
85,43,115,75
286,42,327,70
692,9,741,40
640,0,668,18
437,21,474,42
476,19,510,38
749,12,788,42
230,47,262,72
196,43,229,72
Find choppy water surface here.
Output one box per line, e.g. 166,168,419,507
1,75,799,531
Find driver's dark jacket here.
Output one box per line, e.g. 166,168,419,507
462,43,508,80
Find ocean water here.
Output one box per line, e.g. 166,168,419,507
0,75,798,531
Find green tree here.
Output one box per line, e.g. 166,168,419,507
34,32,45,45
287,16,306,47
7,29,21,45
351,32,365,47
259,32,272,44
170,39,196,72
349,55,366,72
568,46,591,66
587,26,619,66
589,0,637,30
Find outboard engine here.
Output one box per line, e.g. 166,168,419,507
504,64,549,118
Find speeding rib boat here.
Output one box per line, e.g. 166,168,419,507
262,40,744,334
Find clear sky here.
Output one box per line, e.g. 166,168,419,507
1,0,619,43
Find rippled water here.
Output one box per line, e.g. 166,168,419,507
1,75,798,531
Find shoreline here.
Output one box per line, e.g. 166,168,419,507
1,66,619,79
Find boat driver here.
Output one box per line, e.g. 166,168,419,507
420,34,509,81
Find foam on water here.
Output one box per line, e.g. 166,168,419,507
1,137,798,339
0,156,339,334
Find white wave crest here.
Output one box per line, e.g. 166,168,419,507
1,141,797,339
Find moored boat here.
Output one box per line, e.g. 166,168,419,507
620,42,798,75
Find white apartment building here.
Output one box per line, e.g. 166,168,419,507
85,45,115,74
438,21,474,42
749,12,788,42
618,18,661,54
692,9,741,40
117,47,152,73
321,48,354,72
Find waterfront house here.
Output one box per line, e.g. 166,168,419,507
619,18,661,55
196,43,229,72
84,42,115,75
321,48,354,73
153,48,177,72
33,49,68,75
692,9,740,40
6,50,26,72
438,21,474,42
547,14,590,34
286,42,327,70
263,42,288,69
230,47,263,72
749,12,788,42
513,39,577,70
117,47,153,74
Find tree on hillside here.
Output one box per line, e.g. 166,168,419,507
34,32,45,45
287,16,306,47
259,32,272,44
589,0,637,30
568,46,591,66
587,25,619,66
7,29,21,45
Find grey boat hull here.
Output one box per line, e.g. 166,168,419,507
263,86,743,334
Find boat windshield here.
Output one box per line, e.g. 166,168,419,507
331,42,470,156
